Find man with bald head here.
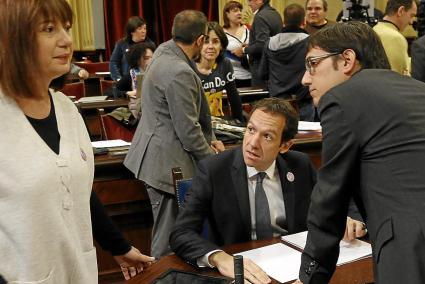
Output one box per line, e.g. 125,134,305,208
305,0,335,35
373,0,417,75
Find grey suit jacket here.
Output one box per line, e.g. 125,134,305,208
124,40,214,194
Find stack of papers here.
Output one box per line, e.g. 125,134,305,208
298,121,322,131
281,231,372,265
77,95,108,103
91,139,131,155
91,139,130,148
235,243,301,283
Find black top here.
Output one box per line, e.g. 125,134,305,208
195,58,244,122
26,93,131,256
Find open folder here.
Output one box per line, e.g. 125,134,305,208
235,231,372,283
282,231,372,266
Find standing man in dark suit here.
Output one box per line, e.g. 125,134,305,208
295,22,425,284
124,10,224,259
170,98,365,284
233,0,282,87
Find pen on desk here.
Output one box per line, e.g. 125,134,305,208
234,255,244,284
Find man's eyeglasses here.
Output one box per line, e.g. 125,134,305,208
305,52,341,75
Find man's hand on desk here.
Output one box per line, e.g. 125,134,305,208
211,140,225,154
209,251,271,284
343,217,367,242
113,246,155,280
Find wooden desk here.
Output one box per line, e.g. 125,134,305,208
94,153,153,282
76,99,129,140
126,238,373,284
292,131,322,168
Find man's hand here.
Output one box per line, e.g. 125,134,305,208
209,251,271,284
78,69,89,80
343,217,367,242
211,140,225,153
292,280,303,284
232,46,245,58
113,246,155,280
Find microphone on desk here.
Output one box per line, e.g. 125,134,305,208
234,255,244,284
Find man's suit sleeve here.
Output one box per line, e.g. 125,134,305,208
170,159,220,264
299,94,360,283
165,71,213,161
245,16,272,57
258,41,270,80
411,38,425,82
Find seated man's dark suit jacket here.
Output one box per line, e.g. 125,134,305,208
170,147,316,265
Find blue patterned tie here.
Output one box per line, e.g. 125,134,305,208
255,172,273,239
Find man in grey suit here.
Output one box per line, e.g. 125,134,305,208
295,22,425,284
124,10,224,258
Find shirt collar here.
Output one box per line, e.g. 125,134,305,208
246,160,277,180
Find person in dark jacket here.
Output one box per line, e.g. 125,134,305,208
109,16,155,82
259,4,314,121
232,0,282,87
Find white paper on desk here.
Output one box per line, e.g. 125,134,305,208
235,243,301,283
91,139,131,148
95,71,111,75
281,231,372,266
298,121,322,131
77,95,108,103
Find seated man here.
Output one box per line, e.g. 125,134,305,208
170,98,365,284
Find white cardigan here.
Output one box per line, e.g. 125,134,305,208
0,90,97,283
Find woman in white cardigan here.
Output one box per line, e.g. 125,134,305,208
0,0,153,283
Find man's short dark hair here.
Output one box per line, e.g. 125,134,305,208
308,21,390,69
385,0,416,15
250,98,299,143
284,4,305,28
305,0,328,12
125,16,146,42
172,10,207,45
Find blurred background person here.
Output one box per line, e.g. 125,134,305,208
116,42,156,95
305,0,335,35
222,0,252,88
195,22,244,122
109,16,155,82
259,4,314,121
70,63,89,79
232,0,282,87
411,34,425,82
0,0,153,283
373,0,417,75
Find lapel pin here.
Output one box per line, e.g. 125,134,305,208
286,172,294,182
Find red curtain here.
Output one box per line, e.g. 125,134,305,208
103,0,218,60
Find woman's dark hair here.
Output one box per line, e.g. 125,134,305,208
0,0,73,98
223,1,243,29
125,16,146,42
308,21,390,70
126,42,156,69
196,22,228,63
